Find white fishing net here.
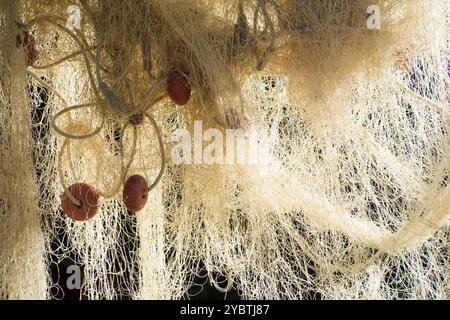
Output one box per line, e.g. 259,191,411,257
0,0,449,300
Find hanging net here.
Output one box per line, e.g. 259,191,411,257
0,0,449,299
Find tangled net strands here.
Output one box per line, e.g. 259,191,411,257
0,0,449,299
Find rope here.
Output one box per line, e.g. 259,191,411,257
144,112,166,193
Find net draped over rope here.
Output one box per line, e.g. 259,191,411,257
0,0,449,299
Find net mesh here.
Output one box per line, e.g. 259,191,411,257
0,0,449,299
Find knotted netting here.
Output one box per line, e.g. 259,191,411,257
0,0,449,299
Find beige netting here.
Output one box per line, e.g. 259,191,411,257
0,0,449,299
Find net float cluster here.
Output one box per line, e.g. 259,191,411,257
60,71,190,221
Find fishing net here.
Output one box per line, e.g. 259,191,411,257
0,0,449,299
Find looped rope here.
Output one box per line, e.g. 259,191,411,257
95,40,167,117
26,15,168,205
25,15,102,100
52,103,104,140
143,112,166,193
31,46,96,70
28,70,104,141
